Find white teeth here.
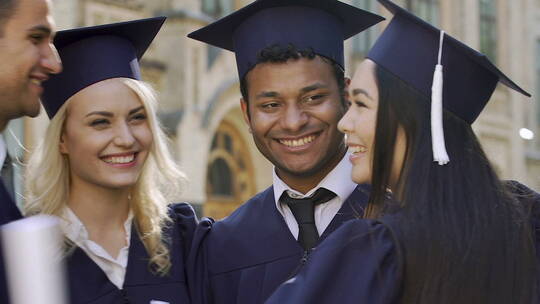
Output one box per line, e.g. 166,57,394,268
30,79,41,85
279,135,316,147
103,154,135,164
351,146,367,154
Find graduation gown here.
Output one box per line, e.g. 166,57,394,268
0,179,21,225
264,218,401,304
188,184,370,304
0,179,23,304
67,202,197,304
265,181,540,304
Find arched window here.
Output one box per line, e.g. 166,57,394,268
205,121,255,219
208,157,234,197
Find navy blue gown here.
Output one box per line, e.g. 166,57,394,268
188,185,370,304
67,202,197,304
264,181,540,304
0,179,23,304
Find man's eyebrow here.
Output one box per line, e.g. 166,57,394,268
352,88,373,100
255,91,280,99
28,25,52,36
300,83,327,94
254,83,328,100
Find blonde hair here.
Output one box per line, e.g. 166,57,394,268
25,78,186,275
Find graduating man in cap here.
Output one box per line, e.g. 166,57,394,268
0,0,61,302
187,1,383,303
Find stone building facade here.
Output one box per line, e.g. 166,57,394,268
4,0,539,218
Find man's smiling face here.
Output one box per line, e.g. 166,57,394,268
0,0,61,123
241,56,348,188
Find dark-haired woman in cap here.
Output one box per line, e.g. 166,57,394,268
24,17,196,304
266,1,538,303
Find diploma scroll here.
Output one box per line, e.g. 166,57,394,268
1,215,67,304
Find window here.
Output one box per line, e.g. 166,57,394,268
205,121,255,219
407,0,440,26
202,0,233,19
351,0,377,58
479,0,498,62
206,47,221,69
202,0,234,67
208,158,234,196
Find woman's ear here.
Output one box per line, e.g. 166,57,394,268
344,76,351,88
59,132,68,154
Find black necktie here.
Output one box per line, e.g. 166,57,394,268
281,188,336,251
1,153,14,200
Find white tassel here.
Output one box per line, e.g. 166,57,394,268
431,30,449,165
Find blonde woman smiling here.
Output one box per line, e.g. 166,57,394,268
25,17,196,304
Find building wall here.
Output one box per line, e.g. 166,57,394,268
14,0,540,218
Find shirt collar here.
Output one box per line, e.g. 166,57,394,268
0,135,6,168
60,207,134,245
273,152,357,207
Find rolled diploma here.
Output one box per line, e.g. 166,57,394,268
1,215,67,304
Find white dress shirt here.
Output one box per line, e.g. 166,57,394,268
0,135,6,169
273,152,357,240
59,207,133,289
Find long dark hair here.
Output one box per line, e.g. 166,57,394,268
369,64,536,303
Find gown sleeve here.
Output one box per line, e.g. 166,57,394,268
0,179,21,225
264,219,403,304
504,180,540,244
168,202,199,259
504,180,540,302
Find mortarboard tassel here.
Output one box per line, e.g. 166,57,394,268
431,30,449,165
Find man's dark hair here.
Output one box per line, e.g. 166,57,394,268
0,0,17,37
239,44,346,108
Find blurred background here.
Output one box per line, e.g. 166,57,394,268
2,0,539,219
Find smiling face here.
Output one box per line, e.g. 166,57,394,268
241,56,348,192
0,0,62,126
338,59,406,187
60,78,153,190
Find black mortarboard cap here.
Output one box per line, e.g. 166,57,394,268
188,0,384,79
41,16,166,118
368,0,530,124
